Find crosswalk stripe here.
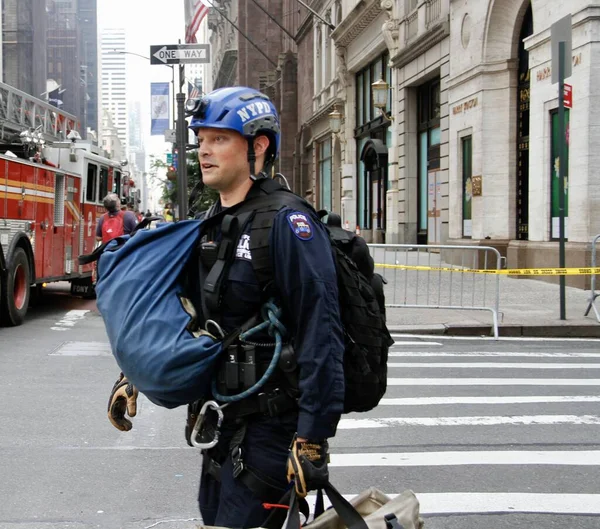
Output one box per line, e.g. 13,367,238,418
391,341,443,346
387,362,600,369
378,395,600,405
388,378,600,385
389,351,600,357
338,415,600,428
309,493,600,515
329,451,600,467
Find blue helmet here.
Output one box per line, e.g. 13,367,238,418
188,87,280,162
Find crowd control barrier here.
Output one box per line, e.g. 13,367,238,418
369,244,502,339
584,234,600,322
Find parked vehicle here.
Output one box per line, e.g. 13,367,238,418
0,81,128,325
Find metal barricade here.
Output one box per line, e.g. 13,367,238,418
584,234,600,322
369,244,502,339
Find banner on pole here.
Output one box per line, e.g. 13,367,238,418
151,82,170,136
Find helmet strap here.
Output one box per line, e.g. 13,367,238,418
247,138,257,181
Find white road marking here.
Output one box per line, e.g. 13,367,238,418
379,395,600,405
338,415,600,429
392,341,443,346
51,310,89,331
391,333,600,343
310,493,600,515
388,362,600,369
389,351,600,357
329,450,600,467
388,378,600,385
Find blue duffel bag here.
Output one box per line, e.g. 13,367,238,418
80,219,222,408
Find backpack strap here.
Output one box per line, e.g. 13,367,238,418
248,193,314,291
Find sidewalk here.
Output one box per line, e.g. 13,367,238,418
385,274,600,338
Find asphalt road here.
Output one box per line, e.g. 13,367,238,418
1,285,599,528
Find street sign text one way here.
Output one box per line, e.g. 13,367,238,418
150,44,210,65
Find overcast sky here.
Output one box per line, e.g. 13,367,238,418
98,0,186,165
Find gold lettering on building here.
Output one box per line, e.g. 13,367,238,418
536,53,583,82
453,97,478,115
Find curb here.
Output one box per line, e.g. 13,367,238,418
388,324,600,338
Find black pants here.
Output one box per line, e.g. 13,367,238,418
198,412,297,528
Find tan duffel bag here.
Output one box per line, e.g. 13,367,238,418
198,484,424,529
305,487,424,529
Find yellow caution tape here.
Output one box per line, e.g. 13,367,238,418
374,264,600,276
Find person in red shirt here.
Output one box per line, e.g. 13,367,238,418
95,193,138,243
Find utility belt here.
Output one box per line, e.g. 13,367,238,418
216,340,298,399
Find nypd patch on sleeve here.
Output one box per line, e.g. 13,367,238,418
287,211,313,241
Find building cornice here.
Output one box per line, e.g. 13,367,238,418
391,18,450,69
306,97,342,128
524,5,600,52
331,0,382,49
445,59,518,91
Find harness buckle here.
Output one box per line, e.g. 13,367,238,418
231,445,245,478
190,400,228,450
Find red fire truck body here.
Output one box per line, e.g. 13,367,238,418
0,140,124,325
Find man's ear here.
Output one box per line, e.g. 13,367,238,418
253,135,270,158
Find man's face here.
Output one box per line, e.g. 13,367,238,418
196,128,251,192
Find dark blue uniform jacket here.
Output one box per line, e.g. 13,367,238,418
216,204,345,440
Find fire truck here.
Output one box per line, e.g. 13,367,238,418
0,81,126,326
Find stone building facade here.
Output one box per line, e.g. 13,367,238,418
206,1,600,283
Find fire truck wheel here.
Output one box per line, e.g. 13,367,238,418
0,247,30,326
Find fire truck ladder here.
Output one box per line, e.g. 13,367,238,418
0,81,80,143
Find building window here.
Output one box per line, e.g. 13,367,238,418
550,109,569,240
355,53,390,128
462,136,473,238
318,138,332,212
417,79,441,244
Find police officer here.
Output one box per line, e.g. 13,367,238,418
107,87,345,528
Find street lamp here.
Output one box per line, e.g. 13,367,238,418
110,49,176,130
328,107,342,135
372,78,393,122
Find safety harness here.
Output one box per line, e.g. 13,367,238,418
190,177,314,505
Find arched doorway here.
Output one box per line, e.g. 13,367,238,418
360,138,388,241
516,3,533,240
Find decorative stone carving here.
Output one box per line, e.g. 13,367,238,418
336,46,348,92
381,0,400,57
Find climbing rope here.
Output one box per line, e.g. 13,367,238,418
211,299,286,403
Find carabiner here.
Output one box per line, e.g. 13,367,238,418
190,400,228,450
205,320,226,339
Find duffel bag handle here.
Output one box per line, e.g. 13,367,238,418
284,483,368,529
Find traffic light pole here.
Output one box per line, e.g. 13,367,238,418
558,41,566,319
176,92,188,220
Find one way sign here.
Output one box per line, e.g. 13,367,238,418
150,44,210,65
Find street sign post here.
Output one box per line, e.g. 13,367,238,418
551,15,572,320
150,42,209,220
150,44,210,65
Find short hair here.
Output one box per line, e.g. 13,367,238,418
103,193,120,212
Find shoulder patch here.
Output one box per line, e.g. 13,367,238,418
286,211,314,241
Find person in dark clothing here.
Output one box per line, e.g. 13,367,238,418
107,87,345,528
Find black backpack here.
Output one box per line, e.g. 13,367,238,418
201,178,393,413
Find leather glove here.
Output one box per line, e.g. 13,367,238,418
286,435,330,498
107,373,139,431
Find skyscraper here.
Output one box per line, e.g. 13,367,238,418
2,0,47,99
46,0,83,119
100,28,128,151
78,0,99,136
